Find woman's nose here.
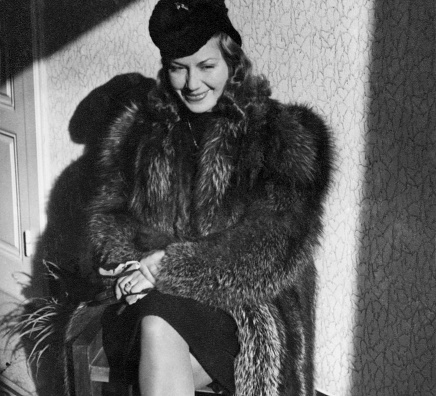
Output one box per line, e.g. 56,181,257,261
185,69,200,91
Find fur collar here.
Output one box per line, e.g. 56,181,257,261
115,93,272,237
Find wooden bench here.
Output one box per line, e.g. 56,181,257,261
71,312,219,395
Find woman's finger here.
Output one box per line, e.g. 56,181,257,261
116,270,154,298
125,295,139,305
115,281,123,300
116,273,138,297
118,276,134,293
129,275,154,294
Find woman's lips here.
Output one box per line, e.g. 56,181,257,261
184,90,209,102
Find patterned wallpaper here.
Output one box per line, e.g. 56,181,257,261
42,0,161,174
38,0,435,395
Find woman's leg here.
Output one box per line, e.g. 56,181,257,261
190,353,214,390
139,315,212,395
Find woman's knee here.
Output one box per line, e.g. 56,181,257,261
140,315,188,352
140,315,169,341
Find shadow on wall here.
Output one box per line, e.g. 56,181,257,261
352,1,436,395
20,73,156,395
2,0,139,81
2,0,144,300
3,0,152,302
33,73,156,302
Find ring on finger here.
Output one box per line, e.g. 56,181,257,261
125,281,132,290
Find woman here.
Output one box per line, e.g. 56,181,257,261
88,0,334,395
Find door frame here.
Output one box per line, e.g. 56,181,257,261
0,1,49,299
31,0,50,230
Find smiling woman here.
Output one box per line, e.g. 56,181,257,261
167,36,229,113
82,0,334,395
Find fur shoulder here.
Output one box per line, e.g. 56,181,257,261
98,103,143,168
265,100,334,188
97,93,165,169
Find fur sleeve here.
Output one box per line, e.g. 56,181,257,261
87,104,174,269
156,104,334,309
87,105,143,268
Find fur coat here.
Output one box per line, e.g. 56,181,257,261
85,74,333,396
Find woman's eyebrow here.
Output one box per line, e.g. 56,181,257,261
170,60,186,66
197,58,219,66
170,57,218,66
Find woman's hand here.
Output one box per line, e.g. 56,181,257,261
115,250,165,305
138,250,165,281
116,270,154,304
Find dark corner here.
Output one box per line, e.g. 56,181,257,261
352,1,436,395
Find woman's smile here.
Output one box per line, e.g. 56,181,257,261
168,37,229,113
183,90,210,102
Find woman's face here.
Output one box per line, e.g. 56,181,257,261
167,37,229,113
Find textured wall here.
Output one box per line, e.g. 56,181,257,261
38,0,436,395
230,2,373,395
42,0,161,177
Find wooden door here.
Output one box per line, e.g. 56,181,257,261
0,4,41,299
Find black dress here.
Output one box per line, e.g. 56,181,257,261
101,112,240,395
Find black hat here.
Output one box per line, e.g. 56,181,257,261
149,0,242,59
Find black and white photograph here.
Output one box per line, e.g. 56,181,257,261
0,1,434,395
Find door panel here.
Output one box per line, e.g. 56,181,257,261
0,4,40,299
0,131,20,253
0,44,14,108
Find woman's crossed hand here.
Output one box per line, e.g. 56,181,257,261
116,250,165,304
